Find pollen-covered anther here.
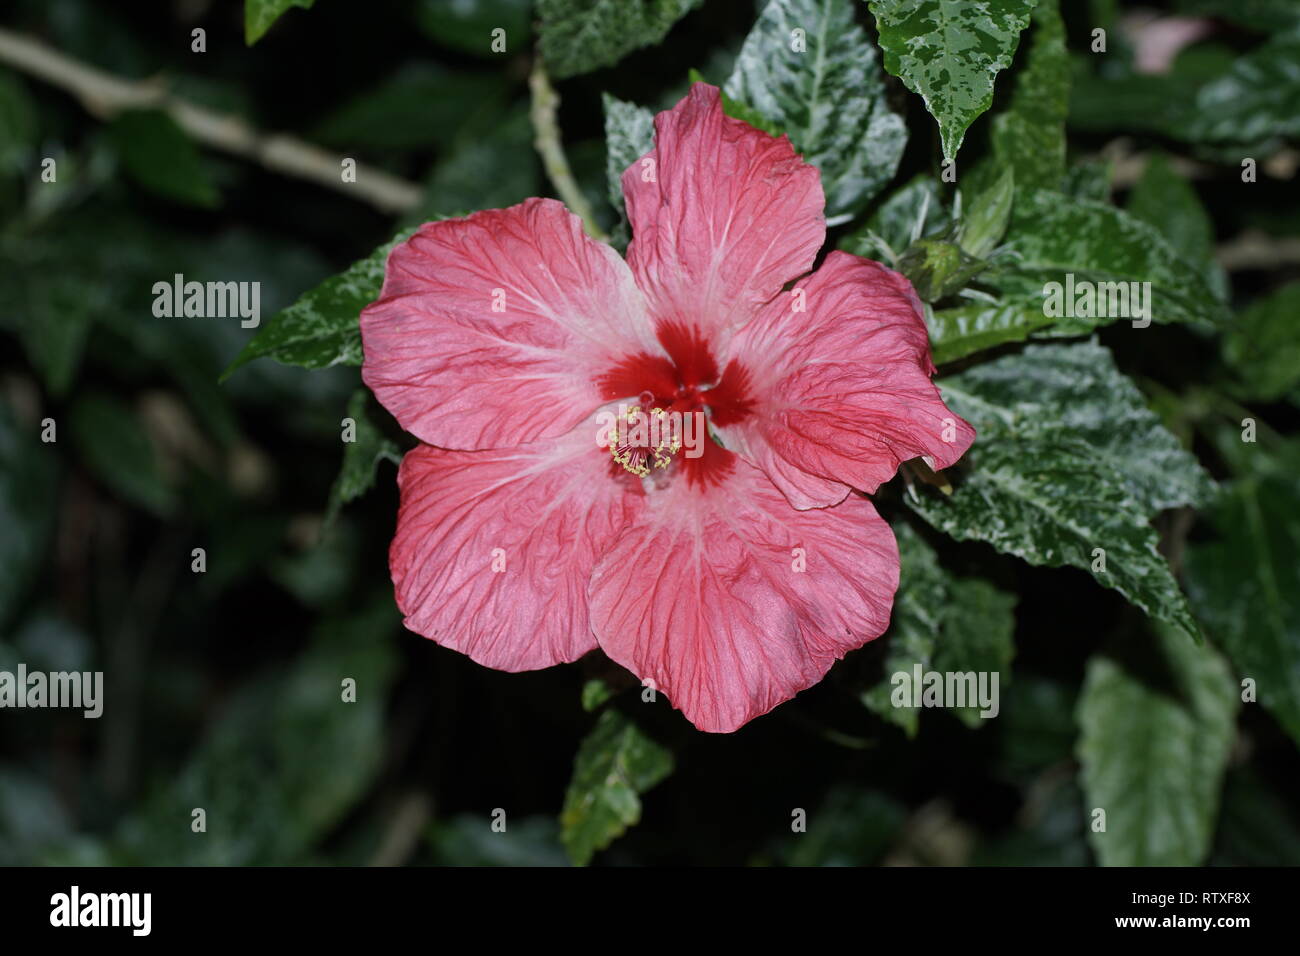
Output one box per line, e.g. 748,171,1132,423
611,406,680,477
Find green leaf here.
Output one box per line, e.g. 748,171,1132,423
1222,282,1300,403
1060,157,1112,203
927,296,1054,365
959,166,1014,258
984,0,1067,191
69,392,177,517
1067,43,1237,140
699,71,783,137
993,187,1229,331
1126,154,1213,268
1126,152,1226,299
581,678,616,712
862,524,1015,733
1187,28,1300,143
107,110,218,208
537,0,702,79
602,94,656,219
1184,447,1300,745
867,0,1038,162
0,408,57,629
725,0,907,220
326,390,400,525
223,228,415,378
1076,625,1238,866
245,0,315,45
862,524,945,735
1068,72,1198,140
839,175,948,264
955,341,1214,512
415,0,533,56
14,279,95,397
1068,34,1300,149
908,341,1211,639
933,578,1017,727
559,708,673,865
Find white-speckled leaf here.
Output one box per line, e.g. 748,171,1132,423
325,390,400,526
908,341,1210,640
927,296,1054,366
1189,27,1300,143
867,0,1038,161
996,188,1229,331
222,227,417,378
726,0,907,219
538,0,702,79
602,94,656,220
839,175,949,263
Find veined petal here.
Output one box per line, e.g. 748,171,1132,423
622,84,825,353
362,198,662,451
391,424,642,671
713,251,976,510
589,450,898,733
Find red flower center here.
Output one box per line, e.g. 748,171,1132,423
597,321,754,484
599,321,754,417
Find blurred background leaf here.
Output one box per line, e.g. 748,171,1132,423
1076,624,1238,866
246,0,317,45
108,110,219,209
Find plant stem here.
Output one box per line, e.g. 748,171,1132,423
529,56,608,242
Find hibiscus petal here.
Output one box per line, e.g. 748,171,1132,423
622,83,825,351
362,198,662,450
589,451,898,733
713,251,976,510
391,425,642,671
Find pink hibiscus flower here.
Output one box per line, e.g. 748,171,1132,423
360,83,974,733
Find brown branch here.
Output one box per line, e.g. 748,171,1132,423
367,791,433,867
0,27,423,214
1215,229,1300,271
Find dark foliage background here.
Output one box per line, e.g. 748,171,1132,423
1,0,1297,866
